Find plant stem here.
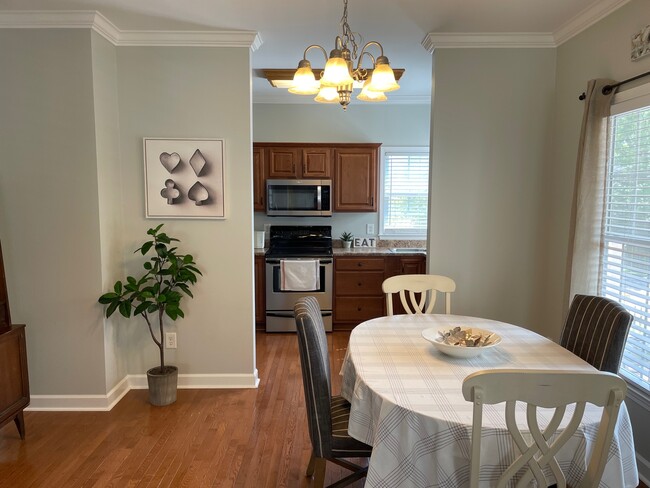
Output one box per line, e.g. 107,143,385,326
158,308,165,370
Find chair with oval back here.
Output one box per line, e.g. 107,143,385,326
462,369,627,488
382,274,456,315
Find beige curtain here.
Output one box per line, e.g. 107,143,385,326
565,79,618,306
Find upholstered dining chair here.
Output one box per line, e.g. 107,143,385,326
560,294,633,373
382,274,456,315
462,369,627,488
294,296,372,488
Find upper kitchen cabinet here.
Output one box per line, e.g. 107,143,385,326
253,146,265,211
258,143,332,179
334,145,380,212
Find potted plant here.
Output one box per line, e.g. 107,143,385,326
98,224,201,406
340,231,354,249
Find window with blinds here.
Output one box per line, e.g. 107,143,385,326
380,148,429,236
600,103,650,391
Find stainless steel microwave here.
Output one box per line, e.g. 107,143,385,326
266,179,332,217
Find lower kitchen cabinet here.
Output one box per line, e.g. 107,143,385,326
333,254,426,329
254,255,265,328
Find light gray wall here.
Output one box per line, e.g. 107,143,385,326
253,103,430,238
116,46,255,377
0,29,108,394
91,31,127,392
552,0,650,475
428,48,556,332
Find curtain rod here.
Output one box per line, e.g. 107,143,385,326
578,69,650,100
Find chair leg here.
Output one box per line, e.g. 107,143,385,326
306,452,316,476
312,457,326,488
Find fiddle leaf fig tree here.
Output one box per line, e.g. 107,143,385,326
98,224,202,373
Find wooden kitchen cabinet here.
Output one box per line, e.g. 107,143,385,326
0,241,29,439
334,254,426,328
334,145,380,212
254,255,265,328
334,257,385,327
263,144,332,179
253,147,266,211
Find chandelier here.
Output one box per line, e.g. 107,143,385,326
288,0,400,110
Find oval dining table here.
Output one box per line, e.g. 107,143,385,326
339,314,638,488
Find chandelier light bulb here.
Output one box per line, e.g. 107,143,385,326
320,52,354,87
288,62,320,95
367,57,400,92
314,86,340,103
357,77,387,102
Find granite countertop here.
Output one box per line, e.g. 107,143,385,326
254,240,426,257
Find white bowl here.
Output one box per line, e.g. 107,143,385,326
422,327,501,358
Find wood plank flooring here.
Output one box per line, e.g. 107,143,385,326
0,331,646,487
0,331,364,488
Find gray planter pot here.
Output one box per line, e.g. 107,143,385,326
147,365,178,406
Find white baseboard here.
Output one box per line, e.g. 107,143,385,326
26,369,259,411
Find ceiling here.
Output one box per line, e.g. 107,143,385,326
0,0,628,104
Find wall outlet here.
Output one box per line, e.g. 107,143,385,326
366,223,375,234
165,332,177,349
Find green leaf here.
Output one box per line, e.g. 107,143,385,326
143,261,152,270
106,300,120,318
98,292,118,304
183,255,193,264
140,241,154,255
148,224,164,236
157,294,167,303
134,302,150,315
118,300,131,318
114,281,122,294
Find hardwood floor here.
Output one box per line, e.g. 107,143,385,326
0,331,646,488
0,331,365,488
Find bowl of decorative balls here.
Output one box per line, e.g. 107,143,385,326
422,326,501,358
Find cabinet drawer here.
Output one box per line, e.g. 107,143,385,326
334,297,385,322
336,257,384,271
335,271,384,296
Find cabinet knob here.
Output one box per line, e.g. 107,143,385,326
357,282,362,286
357,307,362,311
357,262,363,267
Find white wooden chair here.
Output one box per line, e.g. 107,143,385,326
382,274,456,315
462,369,627,488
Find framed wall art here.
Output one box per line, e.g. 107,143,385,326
143,138,226,219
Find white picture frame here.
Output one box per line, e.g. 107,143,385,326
143,138,226,219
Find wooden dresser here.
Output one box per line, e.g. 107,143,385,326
0,241,29,439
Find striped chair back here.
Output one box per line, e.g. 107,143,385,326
560,294,633,373
294,296,333,458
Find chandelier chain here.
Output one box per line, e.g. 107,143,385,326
340,0,359,60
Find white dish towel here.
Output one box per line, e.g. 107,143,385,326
280,260,320,291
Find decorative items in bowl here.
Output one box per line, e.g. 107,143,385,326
422,326,501,358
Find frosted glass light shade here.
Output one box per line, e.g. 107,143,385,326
288,66,320,95
320,56,353,87
357,78,387,102
368,63,399,92
314,86,340,103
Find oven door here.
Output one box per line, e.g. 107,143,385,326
265,258,333,332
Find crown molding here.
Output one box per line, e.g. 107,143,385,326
422,0,632,52
554,0,632,46
0,10,262,50
422,33,556,52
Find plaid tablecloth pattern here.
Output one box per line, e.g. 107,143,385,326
340,314,638,488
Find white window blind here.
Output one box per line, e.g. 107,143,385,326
600,103,650,391
380,149,429,236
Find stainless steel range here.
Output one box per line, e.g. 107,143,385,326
265,225,333,332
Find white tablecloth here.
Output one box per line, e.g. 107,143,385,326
340,314,638,488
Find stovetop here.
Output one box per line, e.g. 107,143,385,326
265,225,332,259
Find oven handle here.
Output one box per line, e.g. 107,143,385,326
266,259,332,265
266,311,333,318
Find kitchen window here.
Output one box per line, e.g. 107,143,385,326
600,83,650,393
379,147,430,238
